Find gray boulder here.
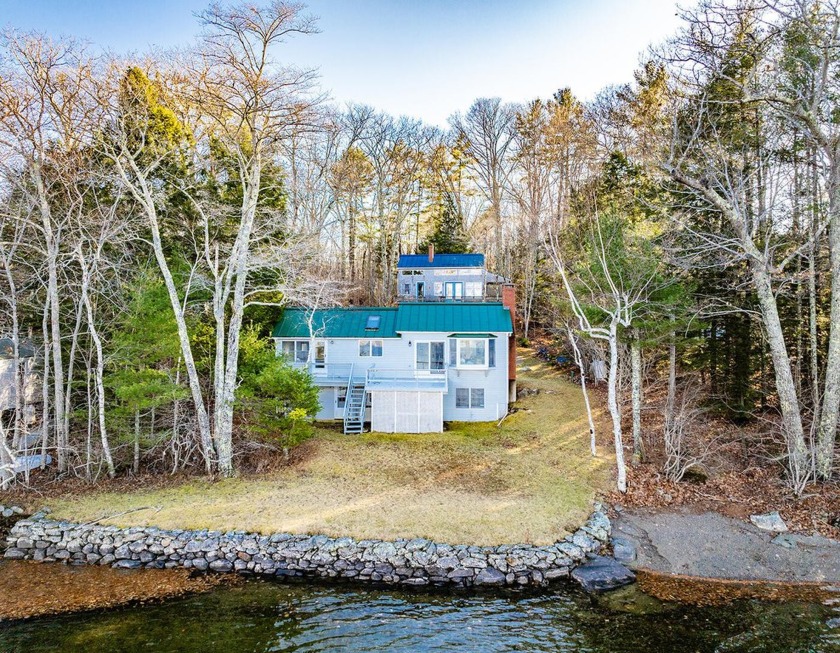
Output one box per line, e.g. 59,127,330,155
611,536,637,563
474,567,506,586
749,511,788,533
571,555,635,592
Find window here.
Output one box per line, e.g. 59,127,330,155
449,339,457,366
456,387,485,409
458,339,486,367
489,339,496,368
314,341,326,369
359,340,383,357
455,388,469,408
280,340,309,364
471,388,485,408
465,281,483,297
366,315,381,331
416,341,445,372
402,283,411,295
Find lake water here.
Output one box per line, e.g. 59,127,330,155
1,578,838,653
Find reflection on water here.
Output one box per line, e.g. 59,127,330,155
0,578,837,653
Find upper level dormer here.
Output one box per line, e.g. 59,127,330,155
397,245,507,302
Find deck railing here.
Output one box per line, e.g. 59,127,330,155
366,367,448,392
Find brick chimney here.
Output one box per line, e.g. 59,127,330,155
428,243,435,263
501,284,517,394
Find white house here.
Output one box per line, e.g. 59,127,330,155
272,261,517,434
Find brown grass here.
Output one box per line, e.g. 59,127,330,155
43,353,613,546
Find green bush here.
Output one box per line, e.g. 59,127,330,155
237,328,321,449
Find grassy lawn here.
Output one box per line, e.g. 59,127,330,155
48,353,613,546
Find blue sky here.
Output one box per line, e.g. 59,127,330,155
2,0,682,126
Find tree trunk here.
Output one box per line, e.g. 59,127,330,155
752,262,810,490
116,158,214,473
567,327,596,456
35,166,67,472
630,333,643,466
39,300,50,470
134,409,140,475
665,328,677,438
0,424,14,489
349,202,357,282
809,150,821,418
816,157,840,479
608,320,627,492
63,299,85,451
79,255,115,478
85,364,92,483
215,159,261,476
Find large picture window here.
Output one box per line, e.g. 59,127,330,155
458,339,486,367
359,340,383,357
455,387,485,409
416,341,445,372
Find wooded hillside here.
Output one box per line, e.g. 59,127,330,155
0,1,838,502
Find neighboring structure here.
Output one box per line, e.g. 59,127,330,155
272,251,517,434
0,338,38,415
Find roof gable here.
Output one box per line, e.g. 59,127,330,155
272,308,398,339
397,253,485,269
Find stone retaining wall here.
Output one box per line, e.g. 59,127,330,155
3,507,610,588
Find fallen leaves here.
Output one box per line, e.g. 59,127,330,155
608,464,840,540
0,560,231,622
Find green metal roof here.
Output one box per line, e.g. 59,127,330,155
272,307,398,339
395,302,513,334
272,303,513,339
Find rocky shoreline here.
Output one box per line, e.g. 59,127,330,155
3,506,612,588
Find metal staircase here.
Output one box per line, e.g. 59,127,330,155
343,368,367,434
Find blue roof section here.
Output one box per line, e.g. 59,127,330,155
397,253,485,269
272,308,398,339
394,302,513,334
272,303,513,338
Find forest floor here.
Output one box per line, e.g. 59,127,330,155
5,353,613,546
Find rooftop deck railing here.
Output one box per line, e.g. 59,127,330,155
395,293,502,303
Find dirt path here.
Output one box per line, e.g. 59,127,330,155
613,506,840,583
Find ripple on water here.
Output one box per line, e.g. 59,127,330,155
0,578,837,653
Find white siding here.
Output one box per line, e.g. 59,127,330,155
275,337,409,375
403,331,510,423
315,387,335,420
371,391,443,433
278,330,511,428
